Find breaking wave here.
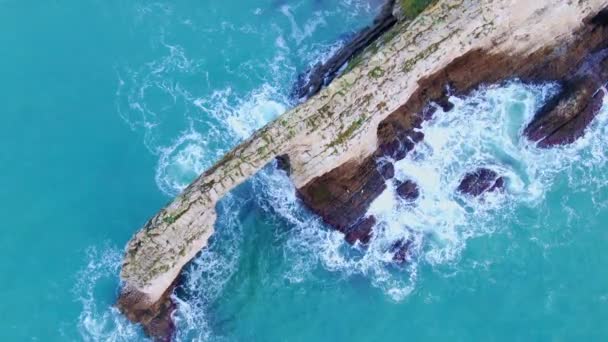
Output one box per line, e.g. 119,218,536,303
114,0,374,196
77,0,608,339
78,0,382,340
75,246,141,342
245,81,608,301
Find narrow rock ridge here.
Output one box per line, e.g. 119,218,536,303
298,1,608,237
118,1,608,339
293,0,398,100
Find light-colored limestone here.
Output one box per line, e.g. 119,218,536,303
120,0,608,308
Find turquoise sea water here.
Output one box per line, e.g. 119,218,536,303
1,1,607,341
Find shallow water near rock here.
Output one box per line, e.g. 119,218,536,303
1,0,608,341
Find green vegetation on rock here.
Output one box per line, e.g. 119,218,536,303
400,0,435,18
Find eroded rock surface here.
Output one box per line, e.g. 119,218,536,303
457,168,504,196
396,179,420,201
524,49,608,147
379,162,395,179
118,1,608,339
345,215,376,245
293,0,398,100
117,280,177,341
390,239,413,263
297,157,387,231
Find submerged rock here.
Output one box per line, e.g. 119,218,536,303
390,239,413,263
457,168,504,196
396,180,419,201
345,216,376,245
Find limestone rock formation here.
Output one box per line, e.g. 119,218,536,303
117,1,608,340
293,0,398,100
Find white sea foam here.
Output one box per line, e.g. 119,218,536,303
243,81,608,302
152,84,289,196
79,1,608,339
98,69,608,340
173,193,245,342
75,246,141,342
155,129,210,195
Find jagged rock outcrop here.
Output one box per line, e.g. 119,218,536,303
457,168,504,196
396,179,420,201
296,1,608,237
524,49,608,147
345,215,376,245
293,0,398,100
118,1,608,340
391,238,413,263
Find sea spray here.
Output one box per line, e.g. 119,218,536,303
167,80,608,337
228,81,608,303
173,194,245,342
78,1,382,339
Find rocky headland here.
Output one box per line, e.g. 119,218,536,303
117,0,608,340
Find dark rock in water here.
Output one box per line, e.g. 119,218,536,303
396,180,419,201
297,156,387,231
292,0,397,100
436,96,455,112
379,162,395,179
457,168,504,196
379,138,407,160
377,130,419,161
276,154,291,175
524,49,608,147
117,282,177,342
145,300,176,342
376,113,424,161
410,130,425,143
390,239,412,263
345,216,376,245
